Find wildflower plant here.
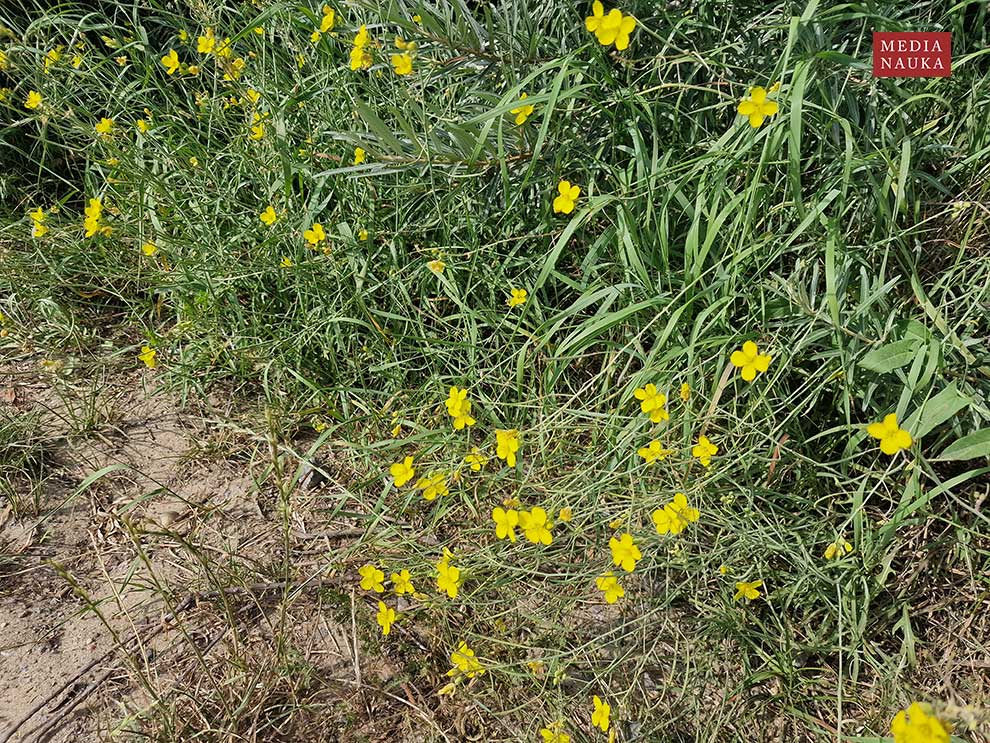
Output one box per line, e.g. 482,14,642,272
2,0,987,740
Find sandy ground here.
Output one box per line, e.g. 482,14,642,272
0,359,363,741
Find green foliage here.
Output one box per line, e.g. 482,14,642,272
1,0,989,740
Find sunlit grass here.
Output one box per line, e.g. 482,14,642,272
1,0,989,740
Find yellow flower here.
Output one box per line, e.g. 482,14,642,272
349,44,372,70
353,146,366,165
189,156,199,167
395,36,417,51
254,26,265,35
310,30,322,44
428,259,446,274
389,455,415,486
890,702,950,743
136,118,150,133
115,54,128,66
222,56,246,81
187,64,199,75
730,340,772,382
358,564,385,592
249,111,265,140
824,537,852,560
304,222,326,245
279,256,293,268
376,600,396,635
141,241,157,256
595,572,624,603
652,492,699,535
637,439,674,465
592,695,611,733
0,50,7,70
585,1,636,50
95,117,114,137
465,447,487,471
495,428,520,467
492,507,519,542
25,90,42,110
540,722,570,743
519,507,553,545
138,345,157,369
609,532,641,572
413,14,422,23
260,205,277,226
358,228,369,240
867,413,913,455
197,27,216,54
416,472,449,501
349,26,372,70
436,555,460,598
44,47,62,72
633,383,669,423
511,92,534,125
161,48,180,74
734,579,763,602
245,88,261,105
72,53,83,68
507,288,527,307
719,564,730,575
448,641,483,677
680,382,691,402
29,207,47,238
391,569,414,595
444,386,476,429
84,198,103,237
737,86,779,128
391,52,413,75
552,180,580,214
558,507,572,523
320,6,336,33
178,29,188,43
691,435,718,467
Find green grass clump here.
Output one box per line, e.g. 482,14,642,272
2,0,990,740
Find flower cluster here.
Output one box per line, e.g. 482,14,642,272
83,198,110,237
444,386,476,429
493,505,553,545
350,24,372,70
652,493,699,535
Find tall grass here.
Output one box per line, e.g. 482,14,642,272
1,0,989,740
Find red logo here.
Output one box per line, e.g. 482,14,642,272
873,32,951,77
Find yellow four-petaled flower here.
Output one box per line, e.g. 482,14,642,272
737,86,779,128
585,1,636,50
553,180,580,214
511,92,534,125
867,413,912,455
609,532,641,572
